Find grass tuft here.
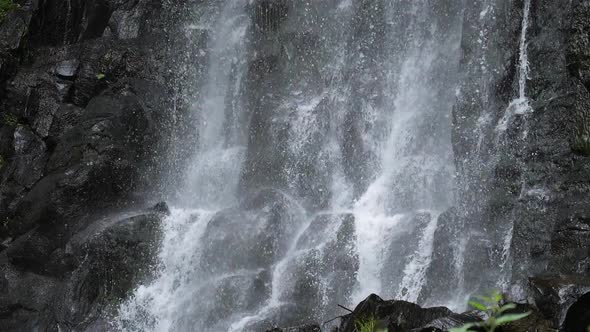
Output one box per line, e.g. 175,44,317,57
355,317,387,332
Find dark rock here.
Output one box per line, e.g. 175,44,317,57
339,294,454,332
563,291,590,332
0,0,184,330
7,78,168,242
451,0,590,303
417,312,482,332
149,201,170,215
530,275,590,328
0,205,165,331
266,323,322,332
0,5,32,51
500,303,555,332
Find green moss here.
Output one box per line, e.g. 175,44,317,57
1,112,18,127
0,0,18,23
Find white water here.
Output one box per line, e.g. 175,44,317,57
117,209,214,331
396,212,440,303
180,0,250,209
118,0,463,330
118,1,251,330
497,0,533,294
496,0,532,132
349,0,459,303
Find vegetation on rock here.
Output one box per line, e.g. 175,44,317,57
0,0,17,23
450,291,530,332
355,316,386,332
1,112,18,127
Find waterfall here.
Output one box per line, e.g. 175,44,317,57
497,0,532,132
496,0,533,294
117,1,251,331
117,0,464,330
517,0,532,101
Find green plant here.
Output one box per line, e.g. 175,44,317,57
355,317,387,332
450,291,530,332
573,112,590,156
1,112,18,127
96,73,106,80
0,0,18,23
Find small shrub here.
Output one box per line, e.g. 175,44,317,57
0,0,18,23
450,291,530,332
355,317,387,332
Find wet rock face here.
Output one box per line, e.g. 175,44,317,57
530,276,590,329
200,189,303,275
0,204,167,331
0,0,186,330
449,0,590,302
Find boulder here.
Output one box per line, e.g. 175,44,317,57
530,276,590,329
416,312,482,332
500,303,555,332
338,294,455,332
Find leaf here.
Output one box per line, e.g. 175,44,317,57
469,300,488,311
492,291,503,303
495,312,531,325
474,295,493,304
449,323,477,332
96,73,106,80
497,303,517,313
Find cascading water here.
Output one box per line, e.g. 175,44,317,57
117,1,252,330
117,0,464,330
496,0,532,293
496,0,532,133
